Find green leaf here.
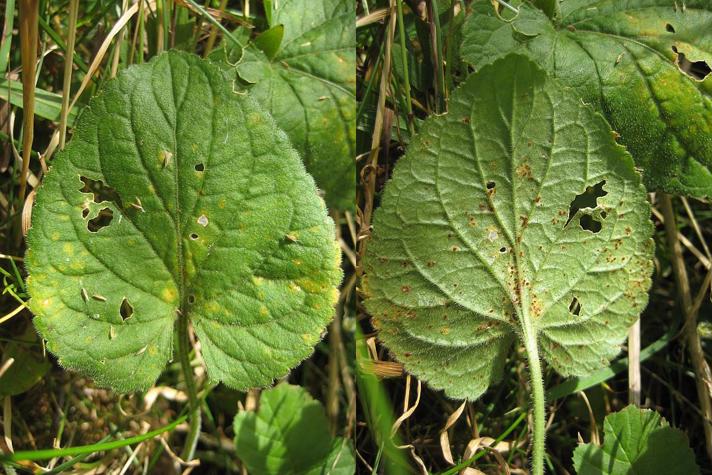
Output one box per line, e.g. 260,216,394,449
461,1,712,198
573,405,700,474
362,54,654,400
233,383,355,475
253,24,284,60
0,325,51,397
216,0,356,210
25,51,342,392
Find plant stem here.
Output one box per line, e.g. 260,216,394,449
522,321,545,475
177,310,201,462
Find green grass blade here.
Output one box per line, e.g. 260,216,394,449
0,414,187,462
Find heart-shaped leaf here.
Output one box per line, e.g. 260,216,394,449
573,405,700,474
460,1,712,198
233,383,355,475
362,54,654,400
25,51,342,392
215,0,356,210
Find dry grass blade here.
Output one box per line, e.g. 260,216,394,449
628,319,641,406
356,8,389,28
17,0,39,204
440,401,467,465
59,0,79,149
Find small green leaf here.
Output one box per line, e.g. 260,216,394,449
253,24,284,60
25,51,342,392
363,54,654,400
233,383,355,475
216,0,356,210
0,325,51,397
573,405,700,475
461,1,712,198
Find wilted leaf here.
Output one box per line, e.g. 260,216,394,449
215,0,356,210
25,51,341,392
233,383,355,475
461,1,712,198
363,55,654,400
573,405,700,474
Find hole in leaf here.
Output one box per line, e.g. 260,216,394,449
82,208,89,218
665,23,675,33
486,181,496,190
88,208,114,232
672,46,711,80
568,296,581,316
499,247,507,253
197,214,209,227
190,233,199,240
565,180,607,226
80,176,123,206
120,298,133,321
195,163,204,171
579,214,602,233
188,294,196,304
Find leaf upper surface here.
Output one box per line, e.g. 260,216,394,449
461,0,712,198
573,405,700,474
233,383,355,475
363,55,654,400
26,51,342,392
216,0,356,210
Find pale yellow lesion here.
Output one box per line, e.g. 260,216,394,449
161,286,178,304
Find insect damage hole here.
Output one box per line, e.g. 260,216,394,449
195,163,204,171
565,180,607,233
119,298,134,321
190,233,199,240
88,208,114,232
568,296,581,316
665,23,675,33
79,176,122,206
672,46,711,80
486,181,496,190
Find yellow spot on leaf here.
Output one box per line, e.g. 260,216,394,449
62,243,74,255
162,287,178,303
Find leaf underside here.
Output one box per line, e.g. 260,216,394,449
217,0,356,211
233,383,355,475
26,51,341,392
363,54,654,400
573,405,700,474
461,0,712,198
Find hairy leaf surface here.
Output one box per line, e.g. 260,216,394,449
461,0,712,198
26,51,341,392
215,0,356,210
573,405,700,474
233,383,355,475
363,55,654,400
